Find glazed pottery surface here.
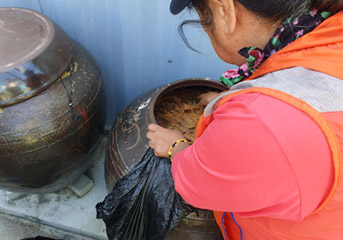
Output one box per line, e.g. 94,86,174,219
106,79,228,240
0,8,106,193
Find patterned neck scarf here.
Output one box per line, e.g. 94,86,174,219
220,9,333,87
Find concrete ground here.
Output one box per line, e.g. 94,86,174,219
0,212,97,240
0,136,109,240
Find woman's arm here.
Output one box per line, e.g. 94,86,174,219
172,92,333,221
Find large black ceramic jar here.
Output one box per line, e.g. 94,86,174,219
106,79,228,240
0,8,106,193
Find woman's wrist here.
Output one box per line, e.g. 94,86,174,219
168,139,190,162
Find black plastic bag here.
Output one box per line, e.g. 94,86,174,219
96,148,184,240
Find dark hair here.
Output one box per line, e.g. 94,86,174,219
179,0,343,50
311,0,343,11
178,0,213,52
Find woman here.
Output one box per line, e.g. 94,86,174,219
147,0,343,239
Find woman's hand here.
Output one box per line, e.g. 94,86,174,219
198,91,222,106
147,123,186,158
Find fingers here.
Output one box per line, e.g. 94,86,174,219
146,124,157,141
146,123,187,158
146,124,161,151
197,92,211,106
146,124,161,141
197,93,205,99
197,91,222,106
148,140,162,157
148,140,154,148
148,123,159,131
198,98,208,107
146,131,153,141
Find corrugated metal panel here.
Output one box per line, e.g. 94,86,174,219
0,0,232,125
0,0,41,11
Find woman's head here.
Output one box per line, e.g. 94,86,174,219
175,0,343,64
178,0,293,64
173,0,343,20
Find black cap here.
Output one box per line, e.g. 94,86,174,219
170,0,191,15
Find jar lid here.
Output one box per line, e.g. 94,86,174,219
0,7,73,107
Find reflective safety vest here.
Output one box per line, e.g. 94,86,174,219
195,12,343,239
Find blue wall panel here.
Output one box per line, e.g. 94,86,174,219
0,0,233,125
0,0,41,10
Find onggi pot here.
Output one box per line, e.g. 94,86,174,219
0,8,106,193
105,78,228,240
